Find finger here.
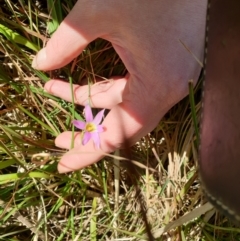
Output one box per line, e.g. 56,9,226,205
44,77,127,109
32,1,109,70
55,132,105,171
56,102,162,173
32,23,90,70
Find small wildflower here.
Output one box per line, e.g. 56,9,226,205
72,105,105,148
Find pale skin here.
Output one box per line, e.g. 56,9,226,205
32,1,208,173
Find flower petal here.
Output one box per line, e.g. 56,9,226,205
82,132,91,145
84,105,93,122
97,124,104,133
93,109,105,125
72,120,86,130
91,132,100,148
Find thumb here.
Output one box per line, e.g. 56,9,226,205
32,1,110,70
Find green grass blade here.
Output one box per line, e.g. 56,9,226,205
90,197,97,241
0,24,39,52
0,172,50,183
189,80,200,146
47,0,63,34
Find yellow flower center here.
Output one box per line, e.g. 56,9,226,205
85,123,96,132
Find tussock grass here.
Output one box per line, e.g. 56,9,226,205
0,1,239,240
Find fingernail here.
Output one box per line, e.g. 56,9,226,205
32,48,46,69
58,164,74,174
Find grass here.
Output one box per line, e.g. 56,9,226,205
0,1,240,240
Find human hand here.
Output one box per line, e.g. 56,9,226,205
32,0,207,173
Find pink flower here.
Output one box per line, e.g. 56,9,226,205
72,105,105,148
